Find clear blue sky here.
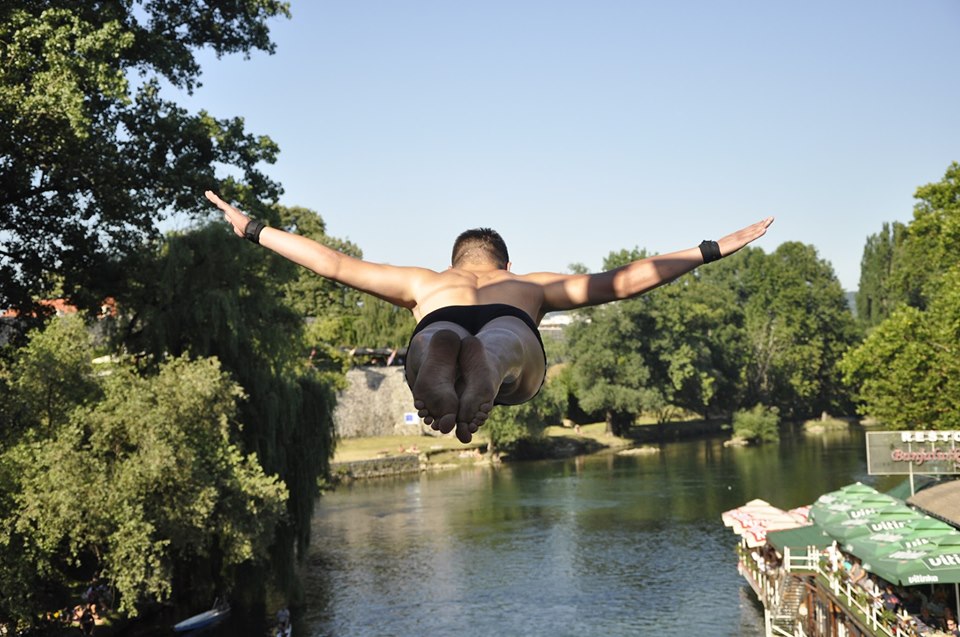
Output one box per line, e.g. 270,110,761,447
175,0,959,291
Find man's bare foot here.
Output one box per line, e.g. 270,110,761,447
411,329,461,434
455,336,499,442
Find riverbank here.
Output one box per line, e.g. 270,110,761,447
330,422,642,480
329,416,857,480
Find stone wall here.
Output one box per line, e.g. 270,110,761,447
333,366,429,438
331,454,422,480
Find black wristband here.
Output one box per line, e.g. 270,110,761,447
699,240,721,264
244,219,266,245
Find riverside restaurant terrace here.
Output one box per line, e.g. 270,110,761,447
725,480,960,637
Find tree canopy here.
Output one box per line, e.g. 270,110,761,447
0,317,287,625
565,241,859,432
0,0,289,324
843,162,960,428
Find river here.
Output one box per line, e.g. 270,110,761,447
282,425,895,637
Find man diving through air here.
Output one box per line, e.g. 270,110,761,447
206,191,773,444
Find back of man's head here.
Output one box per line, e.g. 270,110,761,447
451,228,509,269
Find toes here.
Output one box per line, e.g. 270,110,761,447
437,413,457,434
455,422,473,444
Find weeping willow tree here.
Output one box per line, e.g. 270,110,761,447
119,221,337,601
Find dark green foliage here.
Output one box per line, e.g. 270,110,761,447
566,242,859,425
0,0,348,622
0,313,101,439
276,205,415,354
842,162,960,429
0,0,288,328
856,222,907,327
732,404,780,443
118,224,336,588
737,242,859,418
484,374,566,454
891,162,960,310
0,320,287,625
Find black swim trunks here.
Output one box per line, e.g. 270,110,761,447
406,304,547,402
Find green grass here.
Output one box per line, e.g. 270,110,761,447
333,421,631,463
332,433,482,462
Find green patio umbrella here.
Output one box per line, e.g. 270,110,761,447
809,484,901,528
862,535,960,586
813,501,919,541
767,523,833,559
844,517,959,567
837,482,882,495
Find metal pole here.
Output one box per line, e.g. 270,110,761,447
909,441,916,496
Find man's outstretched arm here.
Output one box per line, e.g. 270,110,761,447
205,191,428,308
539,216,774,312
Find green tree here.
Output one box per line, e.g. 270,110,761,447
842,163,960,429
566,247,734,433
484,374,566,456
566,242,857,427
841,266,960,429
731,404,781,444
566,250,667,436
0,313,100,441
0,317,287,626
275,205,415,358
118,224,336,589
890,162,960,310
0,321,287,624
856,221,907,327
0,1,288,326
643,270,747,419
0,314,103,626
738,242,858,418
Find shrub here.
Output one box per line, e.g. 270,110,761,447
732,404,781,443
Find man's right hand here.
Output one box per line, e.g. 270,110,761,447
717,217,775,257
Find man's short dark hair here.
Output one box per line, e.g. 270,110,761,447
451,228,509,269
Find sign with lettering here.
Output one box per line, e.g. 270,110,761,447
866,431,960,475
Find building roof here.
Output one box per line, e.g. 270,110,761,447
907,479,960,528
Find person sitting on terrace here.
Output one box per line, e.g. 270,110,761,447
859,573,879,598
916,605,943,635
881,584,902,613
946,616,960,637
845,557,868,588
901,588,924,614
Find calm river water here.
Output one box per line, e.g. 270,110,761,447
284,425,897,637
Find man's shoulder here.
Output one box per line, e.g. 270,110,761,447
515,270,578,284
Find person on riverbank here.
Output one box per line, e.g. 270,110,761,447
206,191,773,444
80,606,96,636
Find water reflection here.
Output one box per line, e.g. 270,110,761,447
300,426,877,637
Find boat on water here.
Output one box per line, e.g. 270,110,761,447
173,600,230,633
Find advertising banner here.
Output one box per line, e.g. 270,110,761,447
866,431,960,475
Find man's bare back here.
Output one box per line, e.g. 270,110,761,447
206,190,773,443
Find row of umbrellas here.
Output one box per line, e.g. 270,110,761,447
723,482,960,586
809,482,960,586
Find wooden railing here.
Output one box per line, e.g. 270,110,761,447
738,545,921,637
